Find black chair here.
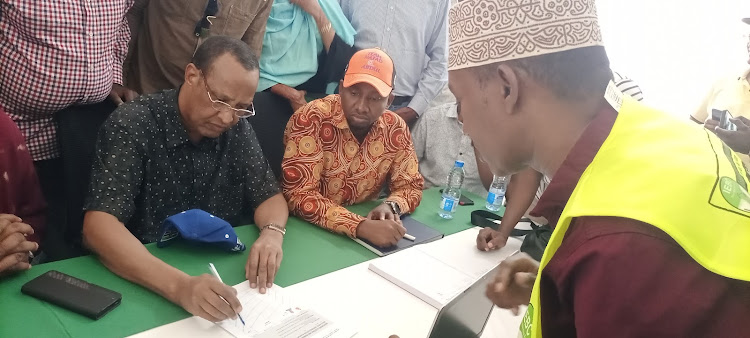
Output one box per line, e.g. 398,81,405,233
46,100,116,261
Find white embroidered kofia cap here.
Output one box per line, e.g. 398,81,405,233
448,0,604,71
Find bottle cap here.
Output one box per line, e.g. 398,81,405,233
455,160,465,168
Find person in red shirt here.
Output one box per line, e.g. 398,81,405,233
447,1,750,336
0,107,46,274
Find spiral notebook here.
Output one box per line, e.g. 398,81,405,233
368,227,522,308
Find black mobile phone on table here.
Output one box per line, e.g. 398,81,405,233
22,270,121,320
439,189,475,205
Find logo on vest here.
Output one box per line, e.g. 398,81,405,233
520,303,534,338
719,177,750,213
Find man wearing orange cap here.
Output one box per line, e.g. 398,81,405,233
282,49,424,247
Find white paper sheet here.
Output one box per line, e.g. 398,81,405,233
217,284,356,338
256,309,356,338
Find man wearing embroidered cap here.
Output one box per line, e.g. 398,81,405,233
447,0,750,336
282,49,424,247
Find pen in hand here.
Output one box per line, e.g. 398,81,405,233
376,214,413,241
208,263,246,326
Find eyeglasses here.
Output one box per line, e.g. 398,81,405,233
201,71,255,118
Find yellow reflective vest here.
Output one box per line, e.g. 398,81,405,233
521,82,750,338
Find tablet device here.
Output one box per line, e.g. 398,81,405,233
427,264,499,338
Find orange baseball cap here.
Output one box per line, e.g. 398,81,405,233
342,48,394,97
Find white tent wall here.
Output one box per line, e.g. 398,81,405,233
598,0,748,117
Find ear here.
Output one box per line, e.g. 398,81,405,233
496,64,521,115
184,63,202,87
386,92,395,107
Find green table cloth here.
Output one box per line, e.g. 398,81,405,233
0,188,501,337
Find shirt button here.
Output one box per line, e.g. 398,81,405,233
88,32,94,37
386,27,391,31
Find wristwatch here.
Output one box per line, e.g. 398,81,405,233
384,200,401,216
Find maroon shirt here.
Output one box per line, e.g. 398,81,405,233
0,108,45,244
530,105,750,337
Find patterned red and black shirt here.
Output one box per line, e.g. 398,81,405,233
0,0,132,160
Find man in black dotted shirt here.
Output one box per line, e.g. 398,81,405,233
82,36,289,323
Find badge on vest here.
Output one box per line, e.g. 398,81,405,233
719,177,750,212
520,303,534,338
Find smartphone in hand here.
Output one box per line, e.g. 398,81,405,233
712,109,738,131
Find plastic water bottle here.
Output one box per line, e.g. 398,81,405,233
439,160,465,219
485,175,507,211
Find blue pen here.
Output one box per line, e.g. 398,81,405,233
208,263,246,326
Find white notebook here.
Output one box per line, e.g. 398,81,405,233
218,283,357,338
368,227,522,308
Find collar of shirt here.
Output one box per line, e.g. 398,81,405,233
443,103,469,140
529,104,618,227
444,103,459,119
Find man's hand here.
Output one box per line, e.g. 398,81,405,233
356,219,406,247
704,117,719,130
0,214,37,275
393,107,418,126
713,116,750,154
476,227,509,251
289,89,308,113
0,214,22,233
246,229,283,294
175,274,243,322
486,252,539,315
271,84,307,112
367,203,398,221
108,83,138,106
290,0,323,16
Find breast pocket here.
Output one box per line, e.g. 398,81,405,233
215,1,257,38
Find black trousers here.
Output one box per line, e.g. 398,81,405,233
33,158,65,262
36,100,116,261
250,91,327,181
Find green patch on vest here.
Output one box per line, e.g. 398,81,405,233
719,176,750,212
520,303,534,338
